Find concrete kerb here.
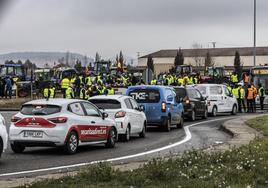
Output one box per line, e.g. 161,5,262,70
209,114,266,153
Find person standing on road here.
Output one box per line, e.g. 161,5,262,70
238,84,246,113
232,84,240,110
246,84,254,113
252,84,257,112
5,76,12,99
65,84,74,99
74,74,81,98
258,83,265,110
230,71,238,85
61,76,70,98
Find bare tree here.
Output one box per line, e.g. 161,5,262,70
191,42,204,67
204,51,215,72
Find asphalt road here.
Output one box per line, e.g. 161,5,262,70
0,111,237,179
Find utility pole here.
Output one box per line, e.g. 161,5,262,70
253,0,256,67
212,42,216,48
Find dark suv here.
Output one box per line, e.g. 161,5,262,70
173,86,208,121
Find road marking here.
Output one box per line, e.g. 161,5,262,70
0,117,233,177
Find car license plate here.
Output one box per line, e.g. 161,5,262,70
24,131,43,138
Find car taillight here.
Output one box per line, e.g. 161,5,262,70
207,101,211,106
11,116,21,123
48,117,68,124
115,111,126,118
161,102,166,112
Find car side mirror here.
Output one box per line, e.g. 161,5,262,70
102,112,108,120
176,96,183,103
138,105,145,111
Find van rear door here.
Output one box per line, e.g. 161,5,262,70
128,89,161,122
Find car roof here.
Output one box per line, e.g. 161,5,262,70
89,95,129,100
173,86,194,89
23,99,86,106
195,84,224,87
127,85,173,90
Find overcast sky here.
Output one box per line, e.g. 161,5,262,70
0,0,267,59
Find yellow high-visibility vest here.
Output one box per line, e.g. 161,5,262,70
61,78,70,89
49,88,55,98
107,88,115,95
43,88,49,98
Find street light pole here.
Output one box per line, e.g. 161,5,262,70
253,0,256,67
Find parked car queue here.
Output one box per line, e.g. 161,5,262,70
0,84,238,157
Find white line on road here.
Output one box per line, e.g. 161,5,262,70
0,117,233,177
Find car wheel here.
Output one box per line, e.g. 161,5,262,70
11,143,25,154
203,108,208,119
139,122,146,138
0,139,3,157
164,117,171,132
211,106,217,117
123,125,131,142
190,110,196,121
177,114,184,128
106,128,116,148
231,105,237,115
64,131,78,155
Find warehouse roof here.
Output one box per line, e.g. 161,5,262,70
140,47,268,58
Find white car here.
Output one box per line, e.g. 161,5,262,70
89,95,147,141
0,114,8,158
9,99,117,154
194,84,238,116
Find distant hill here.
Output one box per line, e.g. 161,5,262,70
0,52,94,68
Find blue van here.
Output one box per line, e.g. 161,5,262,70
126,85,184,131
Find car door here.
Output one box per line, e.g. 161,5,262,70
223,86,233,112
81,102,109,142
129,98,144,133
209,85,225,112
166,89,179,124
195,89,206,116
68,102,95,142
124,98,138,133
187,88,202,116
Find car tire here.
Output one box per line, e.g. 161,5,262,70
211,106,217,117
64,131,78,155
106,128,116,148
164,117,171,132
203,108,208,119
177,114,184,128
10,143,25,154
139,122,146,138
190,110,196,121
123,125,131,142
0,138,3,157
231,105,237,115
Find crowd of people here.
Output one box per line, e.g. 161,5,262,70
40,70,266,113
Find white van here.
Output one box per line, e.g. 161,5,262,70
194,84,238,116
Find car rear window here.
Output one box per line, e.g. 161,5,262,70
174,88,187,98
21,104,61,115
89,99,121,109
129,89,160,103
209,86,223,95
195,86,207,95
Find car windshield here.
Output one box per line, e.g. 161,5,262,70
89,99,121,109
174,88,187,98
21,104,61,115
129,89,160,103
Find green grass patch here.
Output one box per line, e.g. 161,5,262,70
21,116,268,188
246,116,268,136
